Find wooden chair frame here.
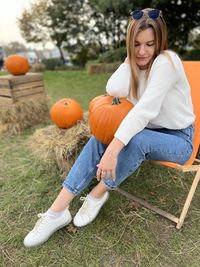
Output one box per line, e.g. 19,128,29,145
115,61,200,229
115,160,200,229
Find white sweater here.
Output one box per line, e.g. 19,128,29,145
106,51,195,145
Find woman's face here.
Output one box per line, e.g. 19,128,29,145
134,28,155,70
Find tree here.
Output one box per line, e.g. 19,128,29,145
189,27,200,50
89,0,200,53
88,0,134,50
3,42,28,56
19,0,200,61
152,0,200,52
19,0,95,63
46,0,90,61
18,0,51,45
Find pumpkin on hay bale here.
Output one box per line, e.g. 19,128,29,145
27,112,91,175
50,98,83,129
0,97,50,135
89,95,133,144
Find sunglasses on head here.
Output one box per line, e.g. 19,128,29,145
131,9,161,20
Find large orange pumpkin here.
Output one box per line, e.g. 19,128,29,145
89,95,133,144
5,54,30,75
50,98,83,129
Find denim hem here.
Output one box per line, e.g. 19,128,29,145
62,183,79,195
62,157,100,195
104,156,144,190
75,160,99,192
102,180,113,191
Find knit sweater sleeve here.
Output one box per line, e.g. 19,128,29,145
106,63,131,97
114,58,178,145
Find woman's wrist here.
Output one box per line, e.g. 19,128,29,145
106,137,124,157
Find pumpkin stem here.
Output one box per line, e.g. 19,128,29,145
64,102,68,105
112,97,121,105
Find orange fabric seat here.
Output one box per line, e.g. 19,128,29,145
157,61,200,169
115,61,200,229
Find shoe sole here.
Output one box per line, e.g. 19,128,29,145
73,192,109,228
24,217,72,248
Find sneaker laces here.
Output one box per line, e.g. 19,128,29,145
32,213,47,235
79,197,93,218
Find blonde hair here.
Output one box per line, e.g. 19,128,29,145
126,8,168,98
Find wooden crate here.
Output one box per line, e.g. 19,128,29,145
0,73,46,104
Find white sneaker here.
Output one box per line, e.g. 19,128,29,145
73,192,109,227
23,209,72,248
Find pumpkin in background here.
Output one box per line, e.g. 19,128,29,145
89,95,133,144
5,54,30,75
50,98,83,129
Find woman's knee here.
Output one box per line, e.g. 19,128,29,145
126,131,149,156
89,135,107,153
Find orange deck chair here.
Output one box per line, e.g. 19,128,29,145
115,61,200,229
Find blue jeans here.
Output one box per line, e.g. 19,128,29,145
63,125,194,194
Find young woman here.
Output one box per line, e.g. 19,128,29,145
24,8,195,247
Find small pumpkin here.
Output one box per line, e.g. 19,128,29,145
50,98,83,129
5,54,30,75
89,95,133,144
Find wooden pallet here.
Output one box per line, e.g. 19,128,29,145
0,73,46,103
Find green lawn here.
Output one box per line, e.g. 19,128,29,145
0,70,200,267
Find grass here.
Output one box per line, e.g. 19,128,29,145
0,70,200,267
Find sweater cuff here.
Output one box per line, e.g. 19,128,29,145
114,128,136,146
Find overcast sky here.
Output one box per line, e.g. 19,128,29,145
0,0,53,49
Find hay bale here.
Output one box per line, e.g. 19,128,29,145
30,63,46,72
0,97,49,135
0,122,22,135
28,113,91,175
87,63,120,74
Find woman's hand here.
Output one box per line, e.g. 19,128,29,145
96,138,124,181
96,151,118,181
